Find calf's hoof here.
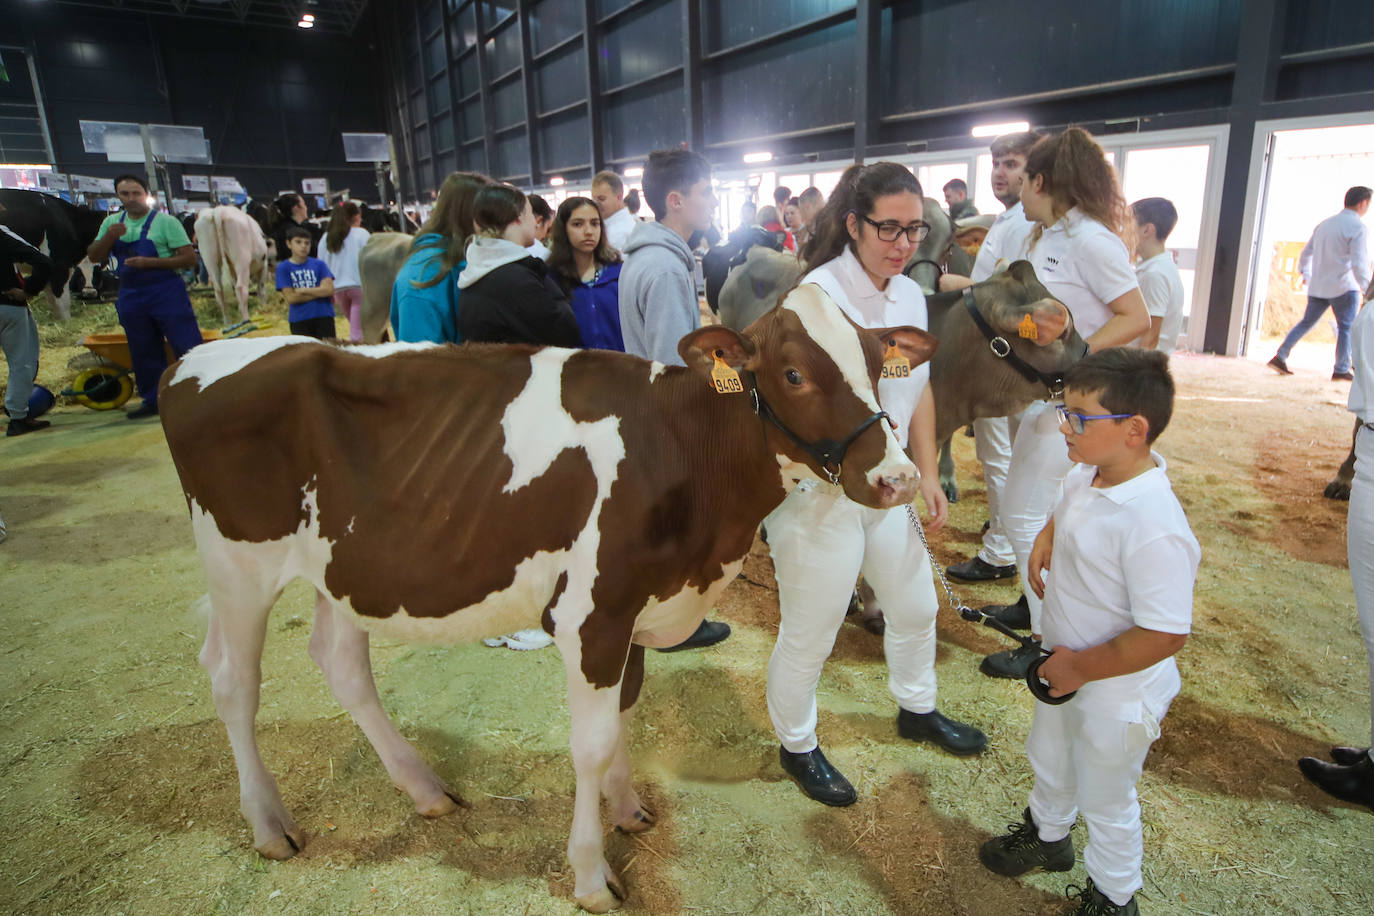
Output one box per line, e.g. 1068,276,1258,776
415,788,465,817
940,478,959,503
576,868,626,913
1324,479,1352,500
256,829,305,860
615,807,656,834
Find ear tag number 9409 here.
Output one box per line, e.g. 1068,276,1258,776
881,340,910,380
711,350,743,394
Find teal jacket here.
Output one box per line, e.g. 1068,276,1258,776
390,233,463,343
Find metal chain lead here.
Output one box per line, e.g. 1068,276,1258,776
905,504,974,615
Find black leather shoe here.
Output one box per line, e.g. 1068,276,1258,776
6,416,51,437
1267,355,1293,376
126,401,158,419
981,639,1041,679
655,619,731,653
947,556,1017,582
986,595,1030,630
1298,754,1374,812
1333,371,1355,381
897,708,987,756
779,746,856,806
1331,746,1372,765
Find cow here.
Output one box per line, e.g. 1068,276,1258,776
158,283,933,912
357,231,414,342
194,206,271,326
0,188,106,320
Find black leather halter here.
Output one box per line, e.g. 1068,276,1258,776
961,287,1082,400
742,370,889,485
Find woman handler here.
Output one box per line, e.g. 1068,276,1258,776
87,174,202,419
767,162,988,807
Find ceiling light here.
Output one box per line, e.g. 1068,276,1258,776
971,120,1030,138
297,19,314,28
549,176,565,186
742,151,772,164
302,13,315,22
624,167,643,178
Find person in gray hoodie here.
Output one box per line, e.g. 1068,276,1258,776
617,147,732,653
457,184,581,348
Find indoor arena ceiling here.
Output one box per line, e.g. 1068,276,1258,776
51,0,370,35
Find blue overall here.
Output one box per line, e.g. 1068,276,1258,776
111,210,203,405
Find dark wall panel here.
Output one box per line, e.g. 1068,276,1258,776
1281,0,1374,53
531,0,584,53
703,20,855,147
604,82,685,162
599,1,683,90
702,0,853,52
534,45,589,114
539,110,591,172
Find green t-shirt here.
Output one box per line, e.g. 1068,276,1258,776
95,209,192,260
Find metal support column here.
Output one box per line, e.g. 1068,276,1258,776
682,0,703,151
473,0,499,176
1203,0,1287,354
582,0,605,170
517,0,542,184
853,0,880,163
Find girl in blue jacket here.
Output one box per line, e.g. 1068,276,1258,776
546,196,625,351
390,171,490,343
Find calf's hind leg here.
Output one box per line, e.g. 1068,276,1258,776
199,583,305,859
308,593,462,817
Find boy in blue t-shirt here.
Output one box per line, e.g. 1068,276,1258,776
275,225,336,340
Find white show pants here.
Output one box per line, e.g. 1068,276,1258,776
1349,425,1374,755
765,484,940,754
1000,400,1075,633
973,412,1021,567
1027,701,1161,907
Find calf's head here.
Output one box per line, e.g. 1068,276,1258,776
680,283,935,509
974,260,1087,387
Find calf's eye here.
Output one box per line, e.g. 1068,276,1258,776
785,369,803,386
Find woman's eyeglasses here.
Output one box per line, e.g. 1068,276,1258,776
861,215,931,244
1054,406,1135,435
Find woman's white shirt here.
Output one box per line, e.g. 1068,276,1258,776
317,226,371,290
1025,207,1137,339
803,245,929,449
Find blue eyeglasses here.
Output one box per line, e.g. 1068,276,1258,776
1055,405,1134,435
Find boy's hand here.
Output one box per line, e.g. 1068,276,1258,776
917,475,948,532
1037,646,1085,697
1027,523,1054,598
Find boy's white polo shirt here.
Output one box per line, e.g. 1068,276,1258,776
1041,453,1200,721
804,245,929,449
1136,252,1185,355
970,200,1035,283
1027,207,1138,340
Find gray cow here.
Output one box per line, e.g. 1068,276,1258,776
356,232,415,343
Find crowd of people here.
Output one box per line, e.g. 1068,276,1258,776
3,128,1371,916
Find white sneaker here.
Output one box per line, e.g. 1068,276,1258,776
482,628,554,651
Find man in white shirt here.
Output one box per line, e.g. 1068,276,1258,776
592,170,638,253
1130,198,1185,355
938,130,1042,593
1269,186,1371,381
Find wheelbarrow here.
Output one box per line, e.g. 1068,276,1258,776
62,328,238,410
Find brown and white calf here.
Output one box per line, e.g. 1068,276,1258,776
158,283,935,912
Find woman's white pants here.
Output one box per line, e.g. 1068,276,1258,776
1349,426,1374,752
765,484,940,754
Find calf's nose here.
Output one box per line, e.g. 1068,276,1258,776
874,469,918,509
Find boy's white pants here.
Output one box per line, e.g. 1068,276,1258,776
1349,426,1374,753
1000,400,1074,633
973,415,1017,568
1027,701,1162,907
765,485,939,754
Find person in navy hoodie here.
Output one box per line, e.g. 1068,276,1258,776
546,195,624,351
456,184,581,348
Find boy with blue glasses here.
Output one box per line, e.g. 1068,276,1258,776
979,348,1200,915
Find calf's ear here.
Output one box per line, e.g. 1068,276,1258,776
679,325,756,375
994,299,1069,347
869,325,938,367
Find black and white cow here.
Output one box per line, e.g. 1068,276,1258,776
0,189,107,319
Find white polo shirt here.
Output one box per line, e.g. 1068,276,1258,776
1041,453,1200,721
1026,208,1138,340
1136,252,1185,355
804,245,929,449
603,207,637,253
971,201,1036,282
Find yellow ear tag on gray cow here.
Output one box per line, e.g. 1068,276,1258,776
1018,313,1039,341
711,350,743,394
881,340,910,379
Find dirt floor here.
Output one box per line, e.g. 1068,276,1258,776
1,298,1370,915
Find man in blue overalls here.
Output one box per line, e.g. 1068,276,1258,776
86,174,202,418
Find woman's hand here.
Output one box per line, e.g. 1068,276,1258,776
917,474,948,531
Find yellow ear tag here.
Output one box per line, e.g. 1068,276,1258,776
1018,313,1039,341
881,339,910,379
710,350,743,394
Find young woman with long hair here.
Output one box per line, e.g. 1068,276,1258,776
769,162,987,808
546,196,624,350
456,183,580,347
389,171,489,343
978,127,1151,677
318,201,369,343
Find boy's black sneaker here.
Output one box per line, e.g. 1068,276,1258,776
6,416,51,437
1065,878,1138,915
978,807,1074,876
